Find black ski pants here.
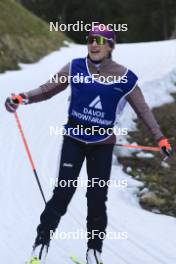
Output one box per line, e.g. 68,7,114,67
37,135,114,252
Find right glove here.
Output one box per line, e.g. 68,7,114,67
5,94,27,113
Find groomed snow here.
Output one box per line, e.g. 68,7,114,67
0,39,176,264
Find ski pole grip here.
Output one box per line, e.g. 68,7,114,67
11,95,24,104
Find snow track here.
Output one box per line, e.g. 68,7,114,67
0,40,176,263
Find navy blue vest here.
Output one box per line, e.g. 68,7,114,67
64,58,138,143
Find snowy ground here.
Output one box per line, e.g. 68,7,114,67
0,40,176,264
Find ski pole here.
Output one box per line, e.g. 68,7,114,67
115,143,160,152
14,112,47,204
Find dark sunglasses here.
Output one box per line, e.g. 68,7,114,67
86,35,107,45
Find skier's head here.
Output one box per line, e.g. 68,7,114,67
87,23,116,61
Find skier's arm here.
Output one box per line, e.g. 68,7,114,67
126,86,172,157
125,86,164,142
5,63,70,112
23,63,70,103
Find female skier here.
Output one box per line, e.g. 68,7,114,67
5,24,172,264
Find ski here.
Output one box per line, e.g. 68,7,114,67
70,255,85,264
26,256,41,264
26,255,83,264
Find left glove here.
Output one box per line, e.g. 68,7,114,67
5,94,27,113
158,137,173,158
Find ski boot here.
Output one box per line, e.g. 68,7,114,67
26,229,50,264
86,249,103,264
